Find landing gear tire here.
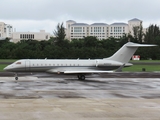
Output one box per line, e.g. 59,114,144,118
15,77,18,80
77,74,85,80
81,75,85,80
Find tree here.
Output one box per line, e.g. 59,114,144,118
83,36,98,48
53,23,66,46
144,24,160,44
132,22,143,43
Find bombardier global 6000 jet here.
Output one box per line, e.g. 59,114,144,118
4,42,156,80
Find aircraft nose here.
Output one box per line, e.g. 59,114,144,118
3,66,10,71
3,66,8,71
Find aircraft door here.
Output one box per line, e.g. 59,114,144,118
96,60,98,67
25,60,30,71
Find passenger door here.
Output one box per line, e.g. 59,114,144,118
25,60,30,71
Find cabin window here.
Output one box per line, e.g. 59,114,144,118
61,64,63,66
57,64,59,66
16,62,21,64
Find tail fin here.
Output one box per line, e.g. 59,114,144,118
104,42,156,63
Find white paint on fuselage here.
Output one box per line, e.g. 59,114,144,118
4,59,123,72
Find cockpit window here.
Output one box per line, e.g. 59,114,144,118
16,62,21,64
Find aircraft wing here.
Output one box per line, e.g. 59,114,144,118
46,68,115,74
64,71,114,74
46,63,126,74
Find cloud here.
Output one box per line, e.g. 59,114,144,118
0,0,160,33
1,0,160,21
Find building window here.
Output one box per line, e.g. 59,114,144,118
46,35,48,39
74,27,82,32
68,24,70,29
4,28,6,32
20,34,35,39
31,34,34,39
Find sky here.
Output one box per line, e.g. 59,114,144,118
0,0,160,34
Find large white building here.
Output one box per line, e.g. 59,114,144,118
12,30,51,43
65,18,143,40
0,21,51,42
0,22,13,38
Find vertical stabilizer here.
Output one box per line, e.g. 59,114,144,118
104,42,156,63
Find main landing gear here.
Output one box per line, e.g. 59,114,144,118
77,74,85,80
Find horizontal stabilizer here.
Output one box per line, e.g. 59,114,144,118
126,43,157,47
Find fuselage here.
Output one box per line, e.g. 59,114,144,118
4,59,128,73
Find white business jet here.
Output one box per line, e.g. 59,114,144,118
4,42,156,80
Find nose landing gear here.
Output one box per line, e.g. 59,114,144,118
15,73,18,80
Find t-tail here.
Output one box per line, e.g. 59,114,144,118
104,42,156,64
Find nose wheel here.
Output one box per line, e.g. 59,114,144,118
15,73,18,80
15,77,18,80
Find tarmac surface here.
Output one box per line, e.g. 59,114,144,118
0,72,160,119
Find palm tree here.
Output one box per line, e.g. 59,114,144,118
53,23,66,46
